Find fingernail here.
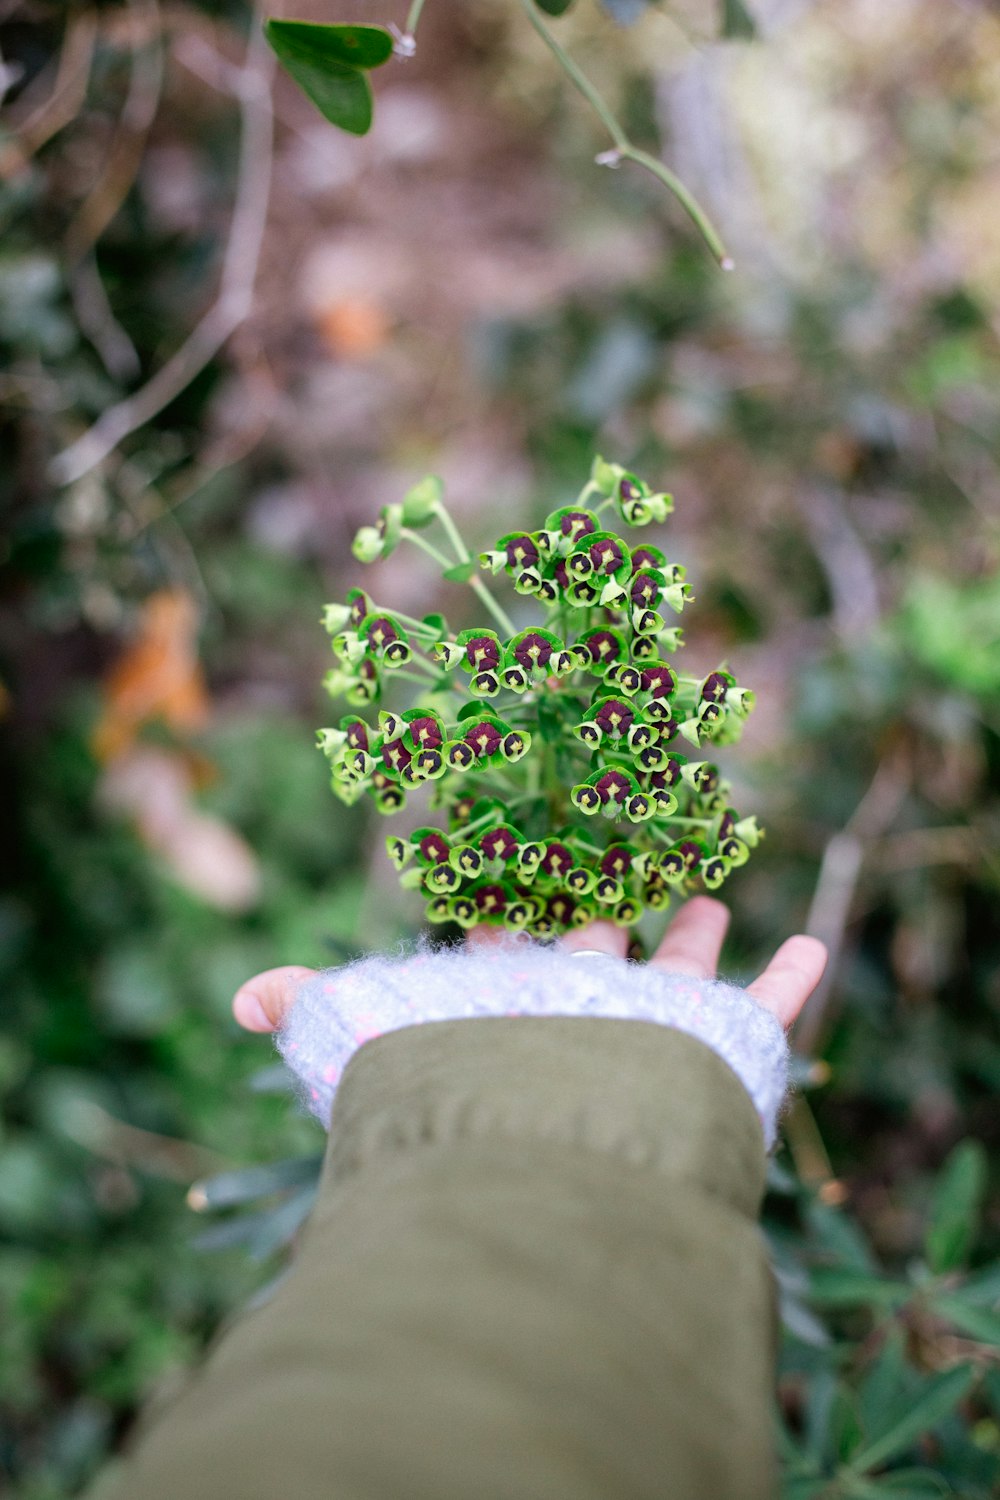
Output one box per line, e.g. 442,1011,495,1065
234,990,272,1031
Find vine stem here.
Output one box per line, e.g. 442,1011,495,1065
519,0,733,270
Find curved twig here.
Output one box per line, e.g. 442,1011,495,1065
49,10,275,487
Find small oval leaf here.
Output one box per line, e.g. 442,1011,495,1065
265,20,394,70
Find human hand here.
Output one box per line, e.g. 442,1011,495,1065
232,898,826,1036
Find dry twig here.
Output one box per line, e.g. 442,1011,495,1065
49,7,275,487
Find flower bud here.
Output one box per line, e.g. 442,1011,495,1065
450,844,484,878
322,602,352,634
625,792,653,822
316,727,347,757
401,475,442,526
470,670,500,698
612,897,640,926
433,640,465,669
701,855,730,891
386,835,414,870
501,730,530,761
449,894,479,929
351,525,385,563
501,664,529,692
426,861,461,894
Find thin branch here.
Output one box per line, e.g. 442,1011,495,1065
49,11,276,487
792,750,911,1057
66,0,165,262
518,0,732,268
1,9,98,175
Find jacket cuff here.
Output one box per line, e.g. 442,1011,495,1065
320,1017,769,1222
277,943,789,1147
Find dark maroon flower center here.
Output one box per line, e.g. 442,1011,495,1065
595,699,634,735
504,535,539,570
559,511,597,539
547,894,575,924
619,477,641,501
348,591,370,626
464,721,503,758
553,560,571,589
595,770,631,804
419,832,451,863
365,616,398,649
481,827,518,861
465,635,501,670
475,884,507,913
678,840,703,870
583,630,621,664
641,664,675,698
589,538,624,574
381,738,412,773
702,672,729,703
631,548,661,571
345,722,368,751
600,846,632,877
408,715,442,748
541,842,572,877
513,632,553,670
631,571,662,607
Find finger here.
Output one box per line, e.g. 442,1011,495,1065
746,935,828,1030
233,966,316,1032
466,926,508,951
651,896,730,978
558,920,628,959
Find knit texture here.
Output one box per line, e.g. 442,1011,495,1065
276,942,790,1147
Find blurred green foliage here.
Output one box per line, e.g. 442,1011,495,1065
2,0,999,1495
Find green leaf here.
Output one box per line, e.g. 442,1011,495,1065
958,1261,1000,1306
264,21,393,135
264,20,393,70
442,560,478,582
188,1155,322,1211
925,1140,987,1274
931,1293,1000,1347
721,0,757,38
535,0,576,14
809,1267,909,1308
848,1365,975,1475
806,1199,879,1272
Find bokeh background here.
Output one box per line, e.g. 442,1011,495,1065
2,0,999,1494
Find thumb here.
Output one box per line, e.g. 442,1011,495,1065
233,966,316,1032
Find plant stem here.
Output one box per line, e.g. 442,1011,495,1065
430,503,519,637
390,668,441,688
470,578,517,637
433,502,471,563
401,526,454,570
519,0,732,269
405,0,427,36
383,608,442,638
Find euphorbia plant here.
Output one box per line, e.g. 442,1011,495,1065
318,459,761,937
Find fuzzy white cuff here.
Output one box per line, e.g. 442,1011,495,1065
276,942,789,1148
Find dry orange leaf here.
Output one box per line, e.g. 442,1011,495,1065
315,296,390,359
92,589,210,764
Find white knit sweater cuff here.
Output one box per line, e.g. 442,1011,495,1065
276,942,789,1148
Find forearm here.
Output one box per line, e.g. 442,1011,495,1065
113,1016,778,1500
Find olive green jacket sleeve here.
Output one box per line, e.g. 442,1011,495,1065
112,1017,778,1500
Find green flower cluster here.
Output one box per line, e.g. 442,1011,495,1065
318,459,761,936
